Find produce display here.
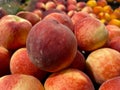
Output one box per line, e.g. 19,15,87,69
0,0,120,90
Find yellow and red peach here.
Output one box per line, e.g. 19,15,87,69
0,74,44,90
16,11,41,26
0,15,32,50
10,48,48,81
99,76,120,90
26,18,77,72
74,17,108,51
44,68,95,90
86,48,120,84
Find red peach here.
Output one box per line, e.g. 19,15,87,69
0,46,11,76
69,50,86,71
71,12,90,25
0,15,32,50
0,8,7,19
81,6,93,14
26,18,77,72
67,0,77,5
10,48,48,81
105,25,120,41
97,0,108,7
42,9,65,18
44,12,74,31
74,17,108,51
99,76,120,90
16,11,41,26
108,36,120,52
67,4,77,11
0,74,44,90
44,68,95,90
86,48,120,84
56,4,66,11
76,2,86,11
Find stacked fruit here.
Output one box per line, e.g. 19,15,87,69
0,0,120,90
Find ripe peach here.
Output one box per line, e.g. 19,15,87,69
74,17,108,51
44,68,95,90
0,46,11,76
32,9,43,18
81,6,93,13
93,6,103,15
108,36,120,52
26,18,77,72
42,9,65,18
0,74,44,90
69,50,86,71
16,11,41,26
0,15,32,50
76,1,86,11
99,76,120,90
10,48,48,81
35,2,46,10
45,1,56,10
86,48,120,84
105,25,120,41
71,12,90,25
67,4,77,11
56,4,66,11
44,12,74,31
67,0,77,5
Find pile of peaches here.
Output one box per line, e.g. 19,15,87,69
0,0,120,90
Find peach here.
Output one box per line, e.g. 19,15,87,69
26,18,77,72
99,76,120,90
67,0,77,5
42,9,65,18
86,48,120,84
103,5,113,14
35,2,46,10
67,10,77,18
0,15,32,50
32,9,43,18
44,12,74,31
45,1,56,10
56,4,66,11
0,74,44,90
10,48,48,81
67,4,77,11
71,12,90,25
74,17,108,51
69,50,86,71
81,6,93,13
0,46,11,76
44,68,95,90
16,11,41,26
53,0,66,5
76,2,86,11
108,36,120,52
105,24,120,41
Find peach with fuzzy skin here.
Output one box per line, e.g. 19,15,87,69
67,4,77,11
108,36,120,52
0,8,7,19
105,25,120,41
74,17,108,51
0,46,11,76
16,11,41,26
67,0,77,5
45,1,56,10
71,12,90,25
99,76,120,90
10,48,48,81
26,18,77,72
86,48,120,84
44,68,95,90
76,2,86,11
44,12,74,31
0,74,44,90
69,50,86,71
0,15,32,50
56,4,66,11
